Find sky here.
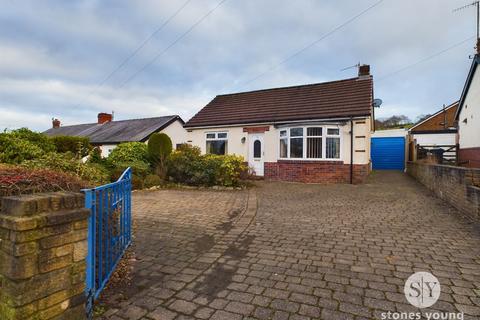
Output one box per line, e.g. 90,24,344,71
0,0,477,131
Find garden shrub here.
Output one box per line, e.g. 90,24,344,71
147,133,172,178
131,174,144,190
107,142,148,164
167,145,204,185
209,154,246,187
88,147,103,164
144,174,162,188
9,128,55,152
0,135,44,164
0,128,55,164
0,166,88,198
109,160,151,181
51,135,92,157
167,144,246,187
21,152,110,185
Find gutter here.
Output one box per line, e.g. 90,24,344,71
350,118,354,184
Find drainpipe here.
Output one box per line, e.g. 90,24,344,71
350,118,354,184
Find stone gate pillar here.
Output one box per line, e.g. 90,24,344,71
0,192,90,320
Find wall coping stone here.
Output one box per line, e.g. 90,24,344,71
406,161,480,172
1,192,84,217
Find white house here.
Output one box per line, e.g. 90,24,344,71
455,53,480,168
184,65,375,184
44,113,187,157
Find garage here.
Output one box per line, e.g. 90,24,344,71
371,129,407,170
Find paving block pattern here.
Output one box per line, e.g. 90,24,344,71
98,172,480,320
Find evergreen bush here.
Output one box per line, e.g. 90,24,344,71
147,133,172,178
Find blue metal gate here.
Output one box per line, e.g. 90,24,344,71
82,167,132,317
371,137,405,170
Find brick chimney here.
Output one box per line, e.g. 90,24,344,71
52,118,60,128
98,112,113,124
476,38,480,54
358,64,370,77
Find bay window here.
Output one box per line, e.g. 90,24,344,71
289,128,303,158
279,130,288,158
307,127,322,158
206,132,228,155
279,126,341,160
326,128,340,159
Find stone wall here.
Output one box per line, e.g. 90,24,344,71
0,192,89,320
407,162,480,221
264,161,370,184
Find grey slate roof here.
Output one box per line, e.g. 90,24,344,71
43,115,183,144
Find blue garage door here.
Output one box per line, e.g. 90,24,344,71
371,137,405,170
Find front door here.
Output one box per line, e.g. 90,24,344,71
249,134,264,176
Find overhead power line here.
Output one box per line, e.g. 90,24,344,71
377,36,475,81
98,0,192,88
236,0,385,89
70,0,192,109
117,0,229,89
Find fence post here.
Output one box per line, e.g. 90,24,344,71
84,189,95,318
456,143,460,166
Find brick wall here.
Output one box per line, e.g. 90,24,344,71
458,147,480,168
264,161,370,184
407,162,480,221
0,192,90,320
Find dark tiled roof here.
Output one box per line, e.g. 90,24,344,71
43,115,183,144
185,77,373,128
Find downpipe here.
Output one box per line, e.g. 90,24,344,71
350,118,354,184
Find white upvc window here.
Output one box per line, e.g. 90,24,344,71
206,132,228,155
278,126,342,160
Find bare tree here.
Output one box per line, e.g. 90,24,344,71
375,115,412,129
415,114,432,124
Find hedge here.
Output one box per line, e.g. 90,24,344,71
51,135,92,157
0,166,88,198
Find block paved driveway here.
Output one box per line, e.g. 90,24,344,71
98,171,480,320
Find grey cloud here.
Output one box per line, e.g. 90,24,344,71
0,0,476,131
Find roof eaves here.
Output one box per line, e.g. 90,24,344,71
184,114,371,129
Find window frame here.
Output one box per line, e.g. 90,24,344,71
205,131,228,155
278,125,342,161
279,129,288,159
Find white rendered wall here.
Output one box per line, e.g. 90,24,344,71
186,117,372,165
458,68,480,148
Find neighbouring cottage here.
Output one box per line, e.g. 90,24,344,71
408,101,458,163
43,112,187,157
184,65,375,183
456,48,480,168
409,101,458,147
